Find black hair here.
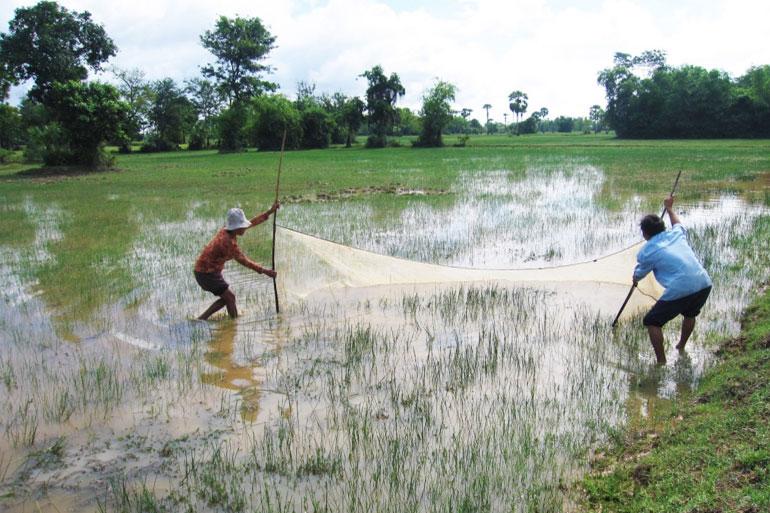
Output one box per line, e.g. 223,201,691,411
640,214,665,238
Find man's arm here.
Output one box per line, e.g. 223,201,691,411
632,246,654,285
234,250,277,278
632,261,653,285
248,202,280,228
663,195,681,226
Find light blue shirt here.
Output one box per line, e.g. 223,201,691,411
633,223,712,301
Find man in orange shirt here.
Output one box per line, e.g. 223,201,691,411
194,204,279,320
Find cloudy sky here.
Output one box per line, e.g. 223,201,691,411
2,0,769,119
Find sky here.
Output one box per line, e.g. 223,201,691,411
2,0,769,120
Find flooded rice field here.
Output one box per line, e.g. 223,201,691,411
1,162,769,512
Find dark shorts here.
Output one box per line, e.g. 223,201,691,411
643,286,712,327
194,271,229,296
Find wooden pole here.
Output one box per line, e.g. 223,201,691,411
611,283,637,327
271,130,287,314
660,169,683,218
611,169,683,328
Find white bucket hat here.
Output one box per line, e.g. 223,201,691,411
225,208,251,230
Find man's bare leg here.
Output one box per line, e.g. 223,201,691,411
198,298,226,320
646,325,667,364
222,289,238,318
676,317,696,350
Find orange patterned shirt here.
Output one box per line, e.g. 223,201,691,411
194,229,265,274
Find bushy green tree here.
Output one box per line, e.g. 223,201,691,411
518,114,539,134
293,82,333,148
733,65,770,135
299,106,331,149
737,65,770,106
589,105,605,134
446,108,474,135
249,94,301,151
445,116,467,134
394,107,420,136
0,1,116,99
19,97,48,131
337,96,365,146
1,64,11,102
554,116,575,133
23,122,65,163
218,103,249,152
1,1,124,168
43,80,128,167
200,16,276,105
318,92,349,144
596,50,770,137
142,78,196,152
185,78,224,149
0,104,22,149
416,80,456,147
361,65,405,148
112,67,152,151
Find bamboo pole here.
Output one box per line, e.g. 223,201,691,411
271,130,287,314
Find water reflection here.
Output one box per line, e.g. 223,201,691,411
626,349,698,425
201,323,263,422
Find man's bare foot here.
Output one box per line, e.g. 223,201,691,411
675,343,686,351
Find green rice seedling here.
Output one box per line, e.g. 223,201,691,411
343,326,376,368
294,446,343,478
252,426,288,477
142,354,170,383
98,475,167,513
0,357,15,390
42,387,75,423
400,293,420,319
5,399,38,447
72,356,124,417
199,451,247,511
0,449,12,483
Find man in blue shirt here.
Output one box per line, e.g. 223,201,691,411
633,196,712,364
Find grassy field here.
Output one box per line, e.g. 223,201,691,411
1,133,769,512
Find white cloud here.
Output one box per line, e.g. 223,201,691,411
2,0,769,117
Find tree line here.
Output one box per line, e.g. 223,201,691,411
598,50,770,138
0,2,608,168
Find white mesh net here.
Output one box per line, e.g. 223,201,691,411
275,226,662,321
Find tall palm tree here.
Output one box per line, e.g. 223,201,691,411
538,107,548,133
508,90,528,135
482,103,492,133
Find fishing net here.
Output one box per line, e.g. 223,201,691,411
274,226,662,321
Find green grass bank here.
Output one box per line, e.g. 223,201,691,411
582,283,770,512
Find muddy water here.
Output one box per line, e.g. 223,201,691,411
1,164,768,511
